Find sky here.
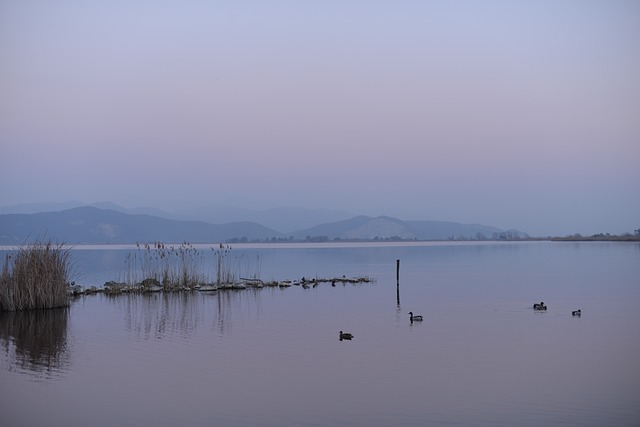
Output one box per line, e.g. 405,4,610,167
1,0,639,237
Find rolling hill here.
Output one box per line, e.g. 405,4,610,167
0,207,283,245
0,206,529,245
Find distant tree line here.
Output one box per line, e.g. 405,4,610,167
224,229,640,244
550,230,640,242
225,233,532,243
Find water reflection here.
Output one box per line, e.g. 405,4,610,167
214,288,264,333
0,308,70,377
103,289,266,340
105,292,204,341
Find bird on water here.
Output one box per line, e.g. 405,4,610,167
339,331,353,340
409,312,423,322
572,309,581,316
533,302,547,310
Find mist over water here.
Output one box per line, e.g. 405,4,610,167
1,241,639,426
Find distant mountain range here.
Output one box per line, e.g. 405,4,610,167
0,205,529,245
0,201,353,232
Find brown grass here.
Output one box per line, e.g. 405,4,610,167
123,242,209,290
0,240,71,311
121,242,252,290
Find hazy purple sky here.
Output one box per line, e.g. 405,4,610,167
1,1,638,236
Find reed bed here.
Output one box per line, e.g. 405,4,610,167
123,242,206,290
120,242,247,291
0,240,71,311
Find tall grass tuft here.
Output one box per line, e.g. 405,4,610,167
120,242,251,290
0,240,71,311
124,241,209,290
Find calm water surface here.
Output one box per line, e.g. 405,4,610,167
1,241,639,426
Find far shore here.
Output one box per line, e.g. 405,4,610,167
549,236,640,242
1,236,639,251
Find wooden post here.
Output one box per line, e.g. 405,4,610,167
396,259,400,306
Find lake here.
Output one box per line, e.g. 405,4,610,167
1,241,639,426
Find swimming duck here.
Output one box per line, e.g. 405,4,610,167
339,331,353,340
533,302,547,310
572,309,581,316
409,312,423,322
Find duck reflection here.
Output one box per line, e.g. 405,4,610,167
0,308,70,375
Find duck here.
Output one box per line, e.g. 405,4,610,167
339,331,353,340
533,302,547,310
409,312,423,322
572,309,581,316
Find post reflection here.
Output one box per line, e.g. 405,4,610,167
0,308,70,376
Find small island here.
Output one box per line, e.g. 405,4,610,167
1,240,373,311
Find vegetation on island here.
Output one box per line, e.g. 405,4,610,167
1,240,71,311
0,239,371,300
117,241,255,291
70,242,371,296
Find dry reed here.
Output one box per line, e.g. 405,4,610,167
120,242,255,290
124,242,210,290
0,240,71,311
